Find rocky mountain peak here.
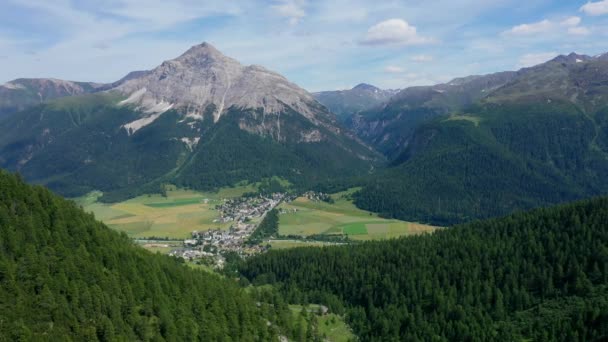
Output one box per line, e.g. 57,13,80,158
173,42,240,69
550,52,593,64
113,42,321,133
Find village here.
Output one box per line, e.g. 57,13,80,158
168,192,296,267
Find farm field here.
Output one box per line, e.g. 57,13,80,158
74,184,257,239
278,189,437,240
268,239,343,249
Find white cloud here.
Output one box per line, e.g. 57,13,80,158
411,54,434,62
505,16,591,37
561,16,581,27
516,52,557,68
361,19,433,46
568,26,591,35
384,65,406,73
271,0,307,25
505,19,553,35
581,0,608,16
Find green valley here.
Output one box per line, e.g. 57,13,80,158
277,189,437,240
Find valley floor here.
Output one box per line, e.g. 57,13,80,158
277,189,437,240
75,186,438,260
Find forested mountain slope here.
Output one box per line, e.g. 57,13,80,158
0,170,280,341
354,53,608,225
0,43,378,201
348,71,516,157
240,197,608,341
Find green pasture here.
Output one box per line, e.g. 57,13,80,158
278,189,437,240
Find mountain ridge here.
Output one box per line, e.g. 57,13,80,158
0,43,379,201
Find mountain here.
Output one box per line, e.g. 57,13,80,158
0,78,103,117
354,52,608,225
0,170,281,340
0,43,378,201
241,196,608,341
313,83,398,122
349,71,516,157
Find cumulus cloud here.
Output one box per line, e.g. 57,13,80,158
580,0,608,16
271,0,307,25
384,65,406,73
361,19,433,46
411,54,434,62
516,52,557,68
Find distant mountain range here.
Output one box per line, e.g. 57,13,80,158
2,47,608,225
0,78,104,117
0,43,378,201
313,83,398,122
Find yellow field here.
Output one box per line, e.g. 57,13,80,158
278,189,437,240
75,185,257,239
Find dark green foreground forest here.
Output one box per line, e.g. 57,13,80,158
2,167,608,341
0,171,291,341
240,197,608,341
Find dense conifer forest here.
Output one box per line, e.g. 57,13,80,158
0,171,283,341
240,197,608,341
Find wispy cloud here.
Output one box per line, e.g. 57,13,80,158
271,0,307,25
411,55,434,62
0,0,607,91
516,52,557,68
384,65,406,73
504,16,590,37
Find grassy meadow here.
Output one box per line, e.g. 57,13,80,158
288,304,355,342
75,184,257,239
75,185,436,243
278,189,437,240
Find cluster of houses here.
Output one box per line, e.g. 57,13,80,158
191,223,255,249
302,191,332,202
168,193,288,267
215,193,286,224
168,248,214,260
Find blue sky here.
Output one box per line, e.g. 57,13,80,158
1,0,608,91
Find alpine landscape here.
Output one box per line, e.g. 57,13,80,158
1,1,608,341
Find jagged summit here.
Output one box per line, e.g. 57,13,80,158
550,52,593,64
172,42,240,69
113,42,320,131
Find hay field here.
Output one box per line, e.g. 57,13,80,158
75,185,256,239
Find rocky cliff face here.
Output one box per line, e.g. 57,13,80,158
115,43,323,126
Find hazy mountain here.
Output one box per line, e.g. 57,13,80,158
349,71,517,157
0,78,103,117
354,52,608,225
0,43,378,201
313,83,398,122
